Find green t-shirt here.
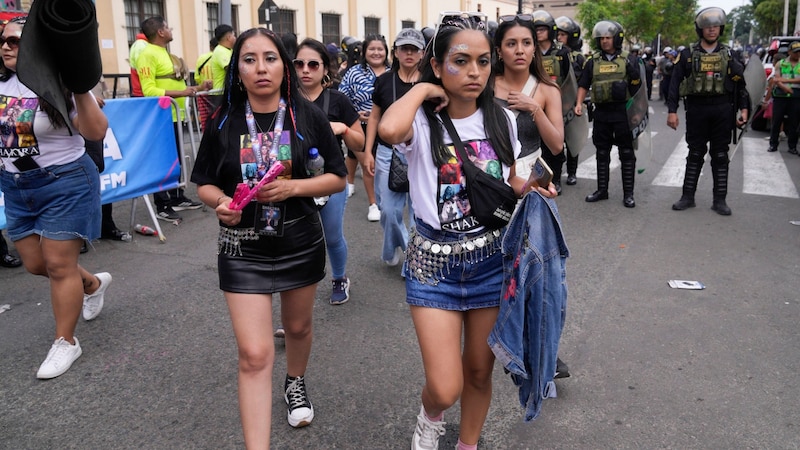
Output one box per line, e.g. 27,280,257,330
211,44,233,90
137,42,187,121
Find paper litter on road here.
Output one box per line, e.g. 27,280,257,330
0,304,10,314
790,220,800,226
668,280,705,290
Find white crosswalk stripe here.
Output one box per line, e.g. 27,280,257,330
575,132,799,199
741,137,799,198
576,129,658,179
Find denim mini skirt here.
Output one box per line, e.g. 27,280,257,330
1,153,101,242
404,219,503,311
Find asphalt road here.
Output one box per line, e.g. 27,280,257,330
1,100,799,449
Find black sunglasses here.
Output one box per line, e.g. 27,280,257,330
0,35,21,48
292,59,322,71
499,14,533,23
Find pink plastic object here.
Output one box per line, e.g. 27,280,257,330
229,161,285,210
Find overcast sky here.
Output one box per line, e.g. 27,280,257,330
698,0,748,13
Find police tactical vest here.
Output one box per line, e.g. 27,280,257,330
591,51,630,104
541,46,563,84
678,43,729,96
772,58,800,98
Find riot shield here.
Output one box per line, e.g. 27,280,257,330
560,64,579,126
626,60,652,173
743,55,767,116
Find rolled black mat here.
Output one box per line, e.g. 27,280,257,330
17,0,102,131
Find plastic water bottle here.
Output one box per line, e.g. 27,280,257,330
134,224,158,236
306,147,325,177
306,148,328,206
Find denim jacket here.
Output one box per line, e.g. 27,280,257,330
488,191,569,422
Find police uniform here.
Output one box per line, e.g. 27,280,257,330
668,7,749,215
555,15,586,186
578,21,641,207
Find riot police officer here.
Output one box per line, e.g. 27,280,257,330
533,10,573,194
667,7,749,216
642,46,657,100
575,21,641,207
556,15,586,186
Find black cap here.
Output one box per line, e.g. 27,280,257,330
214,24,233,41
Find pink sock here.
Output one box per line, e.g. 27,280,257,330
457,439,477,450
424,409,443,422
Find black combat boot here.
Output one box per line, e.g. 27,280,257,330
711,155,731,216
566,149,578,185
585,160,609,202
672,159,701,210
621,160,636,208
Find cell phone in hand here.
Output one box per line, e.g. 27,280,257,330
530,155,553,188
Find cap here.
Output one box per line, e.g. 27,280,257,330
214,24,233,42
791,41,800,53
394,28,425,49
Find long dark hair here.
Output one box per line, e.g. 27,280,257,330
420,25,514,168
493,18,558,89
0,16,72,129
360,34,389,70
210,28,317,176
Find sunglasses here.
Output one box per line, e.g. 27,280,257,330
292,59,322,71
433,11,488,57
0,35,20,49
499,14,533,23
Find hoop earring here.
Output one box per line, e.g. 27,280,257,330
322,74,332,87
237,80,245,92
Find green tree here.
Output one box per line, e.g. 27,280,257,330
753,0,797,36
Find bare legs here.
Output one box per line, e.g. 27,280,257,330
410,306,498,446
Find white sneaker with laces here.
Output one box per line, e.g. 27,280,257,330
411,405,445,450
37,337,82,379
83,272,112,321
347,183,355,198
367,203,380,222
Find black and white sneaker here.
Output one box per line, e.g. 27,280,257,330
172,196,203,211
554,357,571,379
284,375,314,427
156,205,182,222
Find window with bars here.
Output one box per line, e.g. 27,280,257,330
364,17,380,37
401,20,415,30
124,0,165,46
206,3,240,42
271,9,296,35
321,13,341,47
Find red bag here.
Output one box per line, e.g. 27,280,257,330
763,99,773,119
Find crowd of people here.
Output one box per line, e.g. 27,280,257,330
1,4,759,449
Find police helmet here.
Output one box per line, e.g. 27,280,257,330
532,10,557,42
486,20,499,40
677,45,686,52
662,46,672,55
631,44,641,52
695,7,726,39
555,15,581,49
592,20,624,50
421,27,435,46
644,46,653,55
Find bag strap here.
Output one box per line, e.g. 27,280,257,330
197,54,213,73
322,89,330,116
439,110,474,170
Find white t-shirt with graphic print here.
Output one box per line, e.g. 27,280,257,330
396,107,521,233
0,74,87,173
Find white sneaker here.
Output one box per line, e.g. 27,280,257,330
385,247,404,266
347,183,355,198
83,272,112,321
411,405,445,450
37,337,82,379
367,203,380,222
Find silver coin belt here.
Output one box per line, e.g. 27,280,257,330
406,227,503,285
218,226,260,256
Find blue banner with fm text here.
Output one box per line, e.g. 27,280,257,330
1,96,181,230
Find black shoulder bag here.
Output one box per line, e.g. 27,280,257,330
388,73,410,192
439,111,517,230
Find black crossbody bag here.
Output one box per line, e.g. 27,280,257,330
387,73,409,192
439,111,517,230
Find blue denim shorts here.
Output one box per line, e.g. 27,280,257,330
1,153,101,242
404,220,503,311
